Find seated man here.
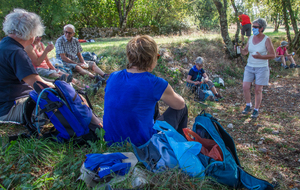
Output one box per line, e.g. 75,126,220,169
186,57,223,101
274,41,299,69
0,9,54,123
55,24,108,82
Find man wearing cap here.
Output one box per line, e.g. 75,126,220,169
238,12,251,45
55,24,109,82
274,41,299,69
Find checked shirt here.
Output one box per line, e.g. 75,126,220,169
55,35,83,63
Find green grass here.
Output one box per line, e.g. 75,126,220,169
1,30,296,189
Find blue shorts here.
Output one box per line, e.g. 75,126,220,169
274,56,288,62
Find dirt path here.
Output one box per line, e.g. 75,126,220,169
218,76,300,188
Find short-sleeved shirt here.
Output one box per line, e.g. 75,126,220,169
276,47,286,56
239,14,251,26
55,35,83,63
103,69,168,146
188,66,205,82
0,37,37,116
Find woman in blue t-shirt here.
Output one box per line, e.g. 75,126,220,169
103,35,188,146
186,57,223,100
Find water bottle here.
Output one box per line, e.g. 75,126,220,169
236,46,241,54
235,40,240,55
292,52,295,56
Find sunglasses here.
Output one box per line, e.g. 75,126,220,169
252,26,261,29
157,54,160,60
64,31,74,35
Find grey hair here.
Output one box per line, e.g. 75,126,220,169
195,57,204,65
64,24,75,33
2,8,44,40
253,18,267,32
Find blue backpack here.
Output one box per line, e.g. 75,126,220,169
194,110,274,190
23,80,102,143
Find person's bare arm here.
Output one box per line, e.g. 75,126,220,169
240,42,249,55
186,75,200,85
25,44,54,67
77,52,86,64
161,84,185,110
202,73,209,82
41,43,56,70
284,49,291,56
252,38,276,59
59,53,80,65
22,74,55,88
45,56,56,70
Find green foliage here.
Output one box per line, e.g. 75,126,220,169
0,0,195,39
193,0,220,31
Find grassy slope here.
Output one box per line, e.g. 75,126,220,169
0,30,299,190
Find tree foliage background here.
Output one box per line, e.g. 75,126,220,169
0,0,299,52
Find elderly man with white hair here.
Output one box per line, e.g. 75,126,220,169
0,9,54,122
55,24,108,82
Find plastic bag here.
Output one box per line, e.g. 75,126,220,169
50,58,64,67
153,121,205,177
183,128,223,161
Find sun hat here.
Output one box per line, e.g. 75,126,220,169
280,41,288,47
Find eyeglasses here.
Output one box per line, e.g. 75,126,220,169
64,31,74,35
252,26,261,29
157,54,160,60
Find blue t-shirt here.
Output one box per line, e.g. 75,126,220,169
188,66,205,82
0,37,37,116
103,69,168,146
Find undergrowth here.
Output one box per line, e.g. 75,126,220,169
1,31,299,189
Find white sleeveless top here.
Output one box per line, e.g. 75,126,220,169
247,35,269,67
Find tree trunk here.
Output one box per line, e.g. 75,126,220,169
286,0,299,50
230,0,240,40
282,0,291,43
213,0,235,57
274,14,279,32
114,0,136,30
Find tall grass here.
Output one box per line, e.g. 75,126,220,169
1,31,296,189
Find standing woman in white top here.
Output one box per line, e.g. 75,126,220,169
238,18,276,118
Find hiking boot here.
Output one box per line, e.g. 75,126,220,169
59,74,67,81
66,74,73,83
290,64,296,68
94,75,105,83
103,73,110,80
92,81,102,94
214,94,223,101
85,81,102,95
251,110,259,118
284,65,289,69
242,106,252,114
